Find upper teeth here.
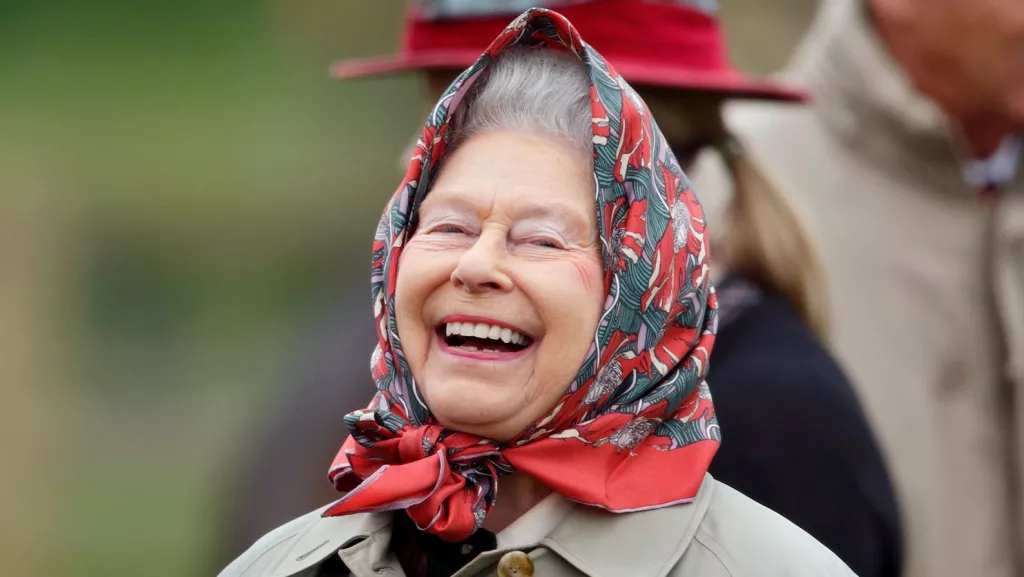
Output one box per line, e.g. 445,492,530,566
445,322,528,345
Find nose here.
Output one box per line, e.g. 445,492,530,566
450,229,514,294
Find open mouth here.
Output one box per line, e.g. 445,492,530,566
437,321,534,354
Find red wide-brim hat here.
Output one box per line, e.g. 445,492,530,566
332,0,808,103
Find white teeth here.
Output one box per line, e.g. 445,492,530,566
443,321,529,346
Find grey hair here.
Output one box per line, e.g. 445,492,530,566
450,46,593,157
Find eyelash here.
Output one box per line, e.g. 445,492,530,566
529,238,563,249
433,224,468,234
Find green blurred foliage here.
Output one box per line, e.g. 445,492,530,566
2,2,424,576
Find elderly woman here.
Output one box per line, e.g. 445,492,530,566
220,9,854,577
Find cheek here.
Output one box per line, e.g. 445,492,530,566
532,253,605,329
523,255,603,403
396,242,456,291
569,255,604,300
394,247,449,346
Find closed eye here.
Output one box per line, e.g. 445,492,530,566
431,224,470,234
529,238,564,249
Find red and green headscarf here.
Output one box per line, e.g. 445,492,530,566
326,8,720,542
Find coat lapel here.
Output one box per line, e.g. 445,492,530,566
266,509,388,577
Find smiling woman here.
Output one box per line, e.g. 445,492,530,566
400,133,602,440
219,8,856,577
397,61,604,440
392,48,609,444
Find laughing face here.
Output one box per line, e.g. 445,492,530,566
394,130,605,442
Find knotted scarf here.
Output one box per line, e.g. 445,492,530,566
325,8,720,541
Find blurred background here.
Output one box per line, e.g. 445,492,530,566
0,1,814,575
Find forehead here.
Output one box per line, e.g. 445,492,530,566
420,134,596,222
414,0,717,20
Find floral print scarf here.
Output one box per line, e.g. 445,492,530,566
325,8,720,542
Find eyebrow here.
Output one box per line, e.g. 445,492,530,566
513,202,592,234
417,195,480,218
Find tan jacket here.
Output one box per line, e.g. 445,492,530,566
691,2,1024,576
218,475,854,577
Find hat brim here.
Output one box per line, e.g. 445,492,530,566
332,50,808,103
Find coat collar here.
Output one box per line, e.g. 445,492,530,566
266,474,717,577
539,474,715,577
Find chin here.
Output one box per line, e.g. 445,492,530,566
423,383,526,442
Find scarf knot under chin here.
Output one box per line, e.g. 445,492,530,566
332,411,505,541
325,8,720,542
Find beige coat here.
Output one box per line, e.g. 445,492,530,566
219,475,854,577
691,2,1024,576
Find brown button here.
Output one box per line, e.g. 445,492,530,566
497,551,534,577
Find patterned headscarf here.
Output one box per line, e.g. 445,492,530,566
325,8,719,542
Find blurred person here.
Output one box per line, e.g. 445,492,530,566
220,10,858,577
216,2,902,576
690,0,1024,576
216,287,376,559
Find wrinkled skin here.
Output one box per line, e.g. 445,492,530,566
395,130,605,442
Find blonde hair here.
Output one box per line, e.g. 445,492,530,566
715,135,831,342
